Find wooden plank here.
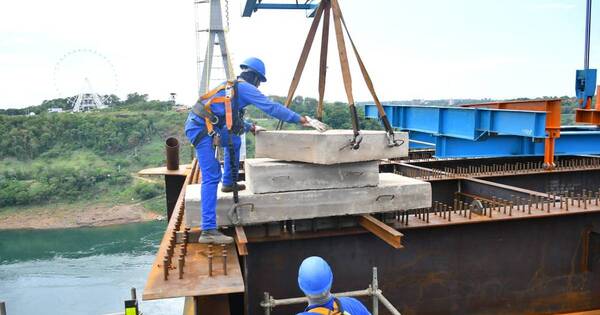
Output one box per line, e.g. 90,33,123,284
138,164,192,176
358,214,404,249
234,226,248,256
143,179,245,301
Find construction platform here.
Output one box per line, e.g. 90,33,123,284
142,141,600,315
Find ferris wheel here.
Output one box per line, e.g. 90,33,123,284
52,49,119,112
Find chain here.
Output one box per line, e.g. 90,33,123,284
225,0,230,31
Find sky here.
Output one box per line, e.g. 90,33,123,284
0,0,599,109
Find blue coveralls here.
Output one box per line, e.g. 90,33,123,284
184,80,301,230
297,296,371,315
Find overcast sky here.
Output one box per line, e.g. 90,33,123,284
1,0,599,109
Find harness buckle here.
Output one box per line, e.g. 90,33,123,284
209,115,219,125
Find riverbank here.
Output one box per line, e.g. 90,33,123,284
0,201,165,230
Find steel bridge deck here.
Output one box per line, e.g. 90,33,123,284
144,155,600,315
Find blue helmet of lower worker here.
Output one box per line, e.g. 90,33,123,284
298,256,333,296
240,57,267,82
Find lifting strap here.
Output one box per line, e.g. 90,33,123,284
276,0,403,149
333,0,403,147
317,0,331,121
275,2,325,131
330,0,361,148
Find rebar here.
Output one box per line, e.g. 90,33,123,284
222,244,228,276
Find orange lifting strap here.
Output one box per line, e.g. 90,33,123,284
274,0,402,149
198,81,237,134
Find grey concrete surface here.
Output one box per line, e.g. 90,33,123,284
254,130,408,164
184,173,431,227
244,158,379,194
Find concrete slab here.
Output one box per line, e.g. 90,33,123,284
255,130,409,164
244,158,379,194
184,173,431,227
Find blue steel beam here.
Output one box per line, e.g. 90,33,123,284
242,1,319,17
365,104,600,158
408,131,436,149
364,104,548,139
431,129,600,158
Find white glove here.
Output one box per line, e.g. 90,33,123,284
251,124,267,135
302,116,328,132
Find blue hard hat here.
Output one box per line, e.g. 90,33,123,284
298,256,333,296
240,57,267,82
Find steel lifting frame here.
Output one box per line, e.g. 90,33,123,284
576,86,600,124
461,100,561,167
242,1,319,17
365,99,600,168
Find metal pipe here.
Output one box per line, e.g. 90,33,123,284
262,292,271,315
372,267,379,315
266,289,372,307
165,137,180,170
376,292,402,315
260,267,402,314
408,139,436,146
584,0,592,69
130,287,137,301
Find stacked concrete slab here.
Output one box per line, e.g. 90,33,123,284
254,130,409,164
185,130,431,227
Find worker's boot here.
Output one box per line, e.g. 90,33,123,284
221,183,246,193
198,229,234,244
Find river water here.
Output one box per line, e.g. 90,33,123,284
0,221,183,314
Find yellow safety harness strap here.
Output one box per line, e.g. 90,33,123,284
197,81,237,134
307,300,344,315
309,307,335,315
200,83,227,101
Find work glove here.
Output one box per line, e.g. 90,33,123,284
250,124,267,135
302,116,328,132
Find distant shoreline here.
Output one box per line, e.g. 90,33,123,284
0,203,165,230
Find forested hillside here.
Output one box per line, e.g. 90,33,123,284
0,94,376,211
0,94,190,210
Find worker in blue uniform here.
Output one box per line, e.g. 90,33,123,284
185,57,327,244
296,256,371,315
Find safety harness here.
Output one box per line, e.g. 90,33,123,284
191,80,245,140
307,298,350,315
190,79,244,204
